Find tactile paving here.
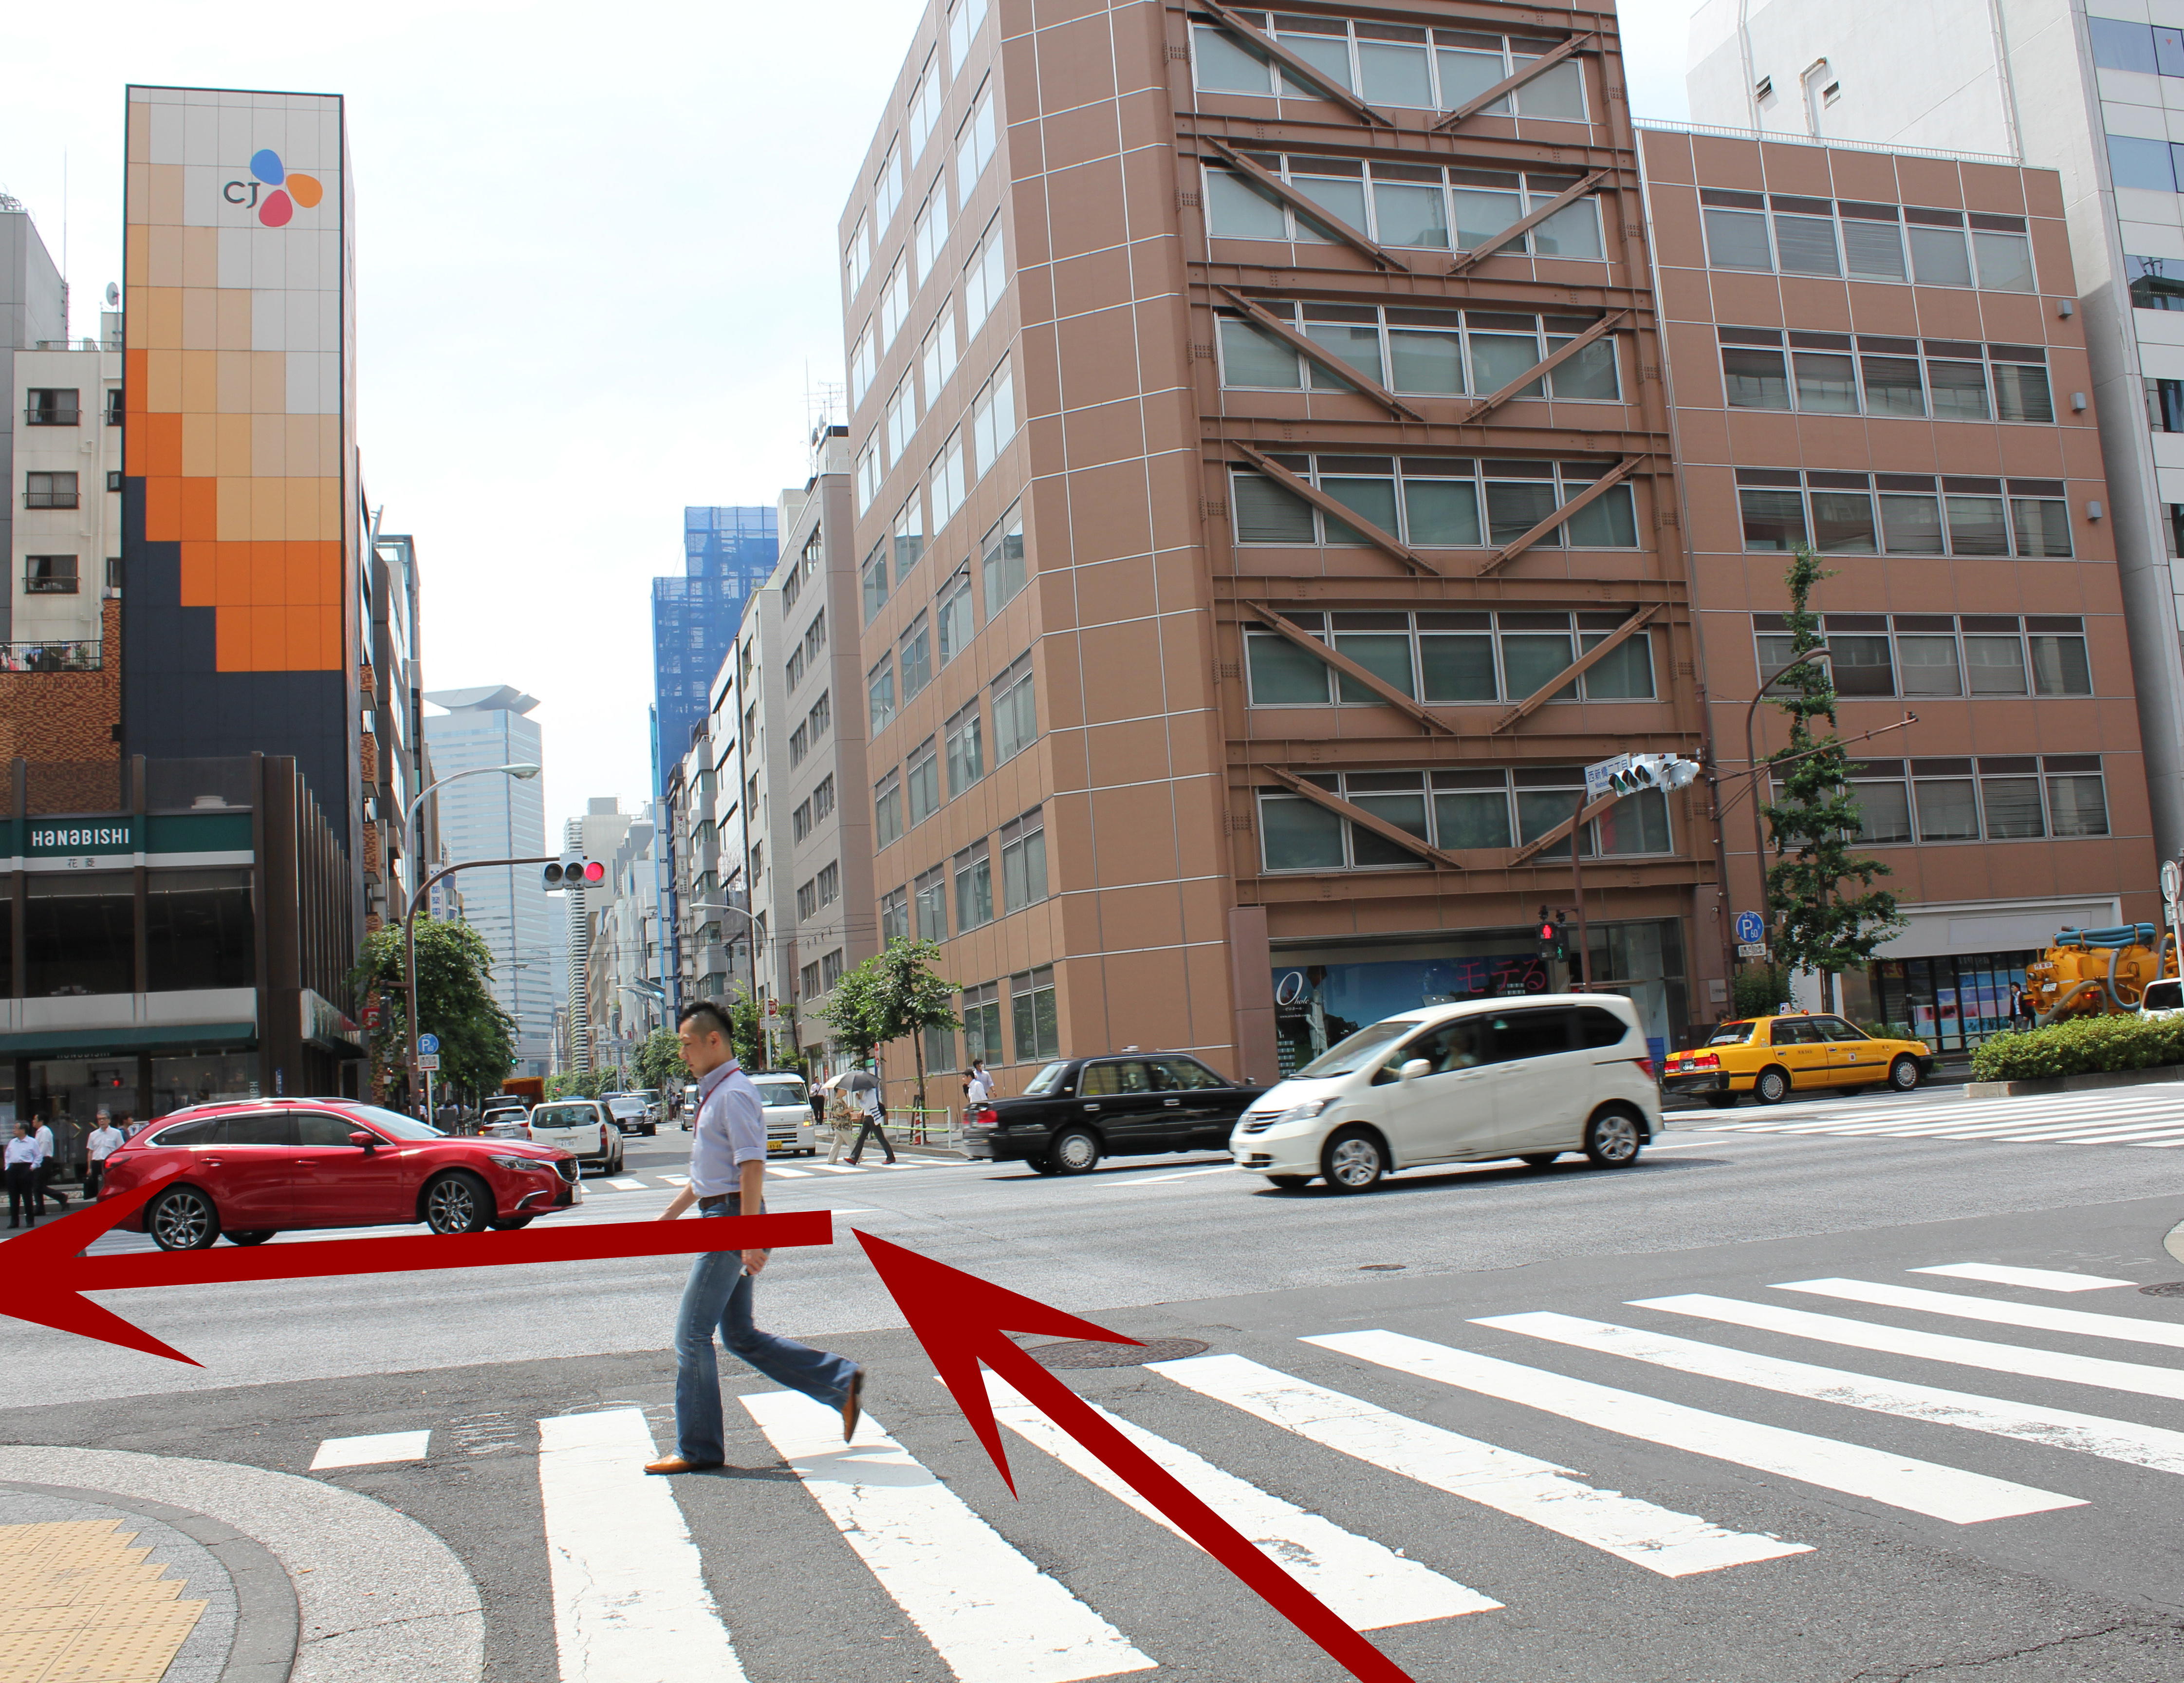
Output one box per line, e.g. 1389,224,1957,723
0,1519,206,1682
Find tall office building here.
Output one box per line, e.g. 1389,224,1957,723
423,685,558,1075
1686,0,2184,859
651,506,777,792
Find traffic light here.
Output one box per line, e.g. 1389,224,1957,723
543,855,606,894
1537,917,1567,961
1606,753,1702,797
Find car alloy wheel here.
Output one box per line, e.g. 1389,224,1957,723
148,1186,220,1251
1322,1127,1384,1193
1584,1108,1642,1168
1753,1066,1791,1105
425,1172,491,1235
1889,1056,1921,1092
1051,1128,1100,1174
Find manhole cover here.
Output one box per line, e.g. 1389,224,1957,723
1359,1263,1407,1272
1026,1337,1210,1369
2139,1282,2184,1298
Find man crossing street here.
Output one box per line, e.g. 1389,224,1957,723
645,1001,863,1476
85,1112,125,1200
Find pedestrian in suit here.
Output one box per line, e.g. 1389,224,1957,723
847,1076,897,1166
31,1118,67,1216
5,1123,37,1229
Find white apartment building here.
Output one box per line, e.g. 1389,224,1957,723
9,326,122,654
1687,0,2184,857
584,812,661,1078
561,798,644,1071
725,555,798,1049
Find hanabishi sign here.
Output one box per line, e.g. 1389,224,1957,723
27,821,141,856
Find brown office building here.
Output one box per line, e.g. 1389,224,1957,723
1640,126,2159,1051
841,0,1713,1095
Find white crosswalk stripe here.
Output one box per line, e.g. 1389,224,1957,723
1910,1263,2136,1291
1692,1086,2184,1149
1149,1352,1809,1575
740,1390,1154,1683
978,1372,1499,1628
1776,1278,2184,1351
1306,1330,2084,1524
1476,1311,2184,1477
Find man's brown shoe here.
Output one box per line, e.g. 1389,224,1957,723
841,1367,865,1442
644,1456,722,1475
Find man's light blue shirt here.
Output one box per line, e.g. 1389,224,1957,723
689,1061,767,1196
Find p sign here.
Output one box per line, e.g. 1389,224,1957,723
418,1033,441,1055
1735,911,1764,945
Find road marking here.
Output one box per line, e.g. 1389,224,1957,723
1307,1330,2082,1525
1636,1294,2184,1403
536,1407,744,1681
606,1178,648,1191
1108,1165,1243,1186
804,1163,864,1174
1911,1263,2136,1293
974,1372,1496,1627
766,1166,815,1178
1478,1312,2184,1477
1149,1352,1806,1576
310,1429,430,1470
741,1390,1153,1683
1776,1278,2184,1352
1636,1139,1717,1152
661,1174,690,1185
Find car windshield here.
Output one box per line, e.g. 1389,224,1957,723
1705,1021,1756,1047
343,1103,446,1140
532,1103,597,1126
753,1083,805,1106
1023,1062,1072,1096
2145,980,2182,1010
1294,1019,1420,1078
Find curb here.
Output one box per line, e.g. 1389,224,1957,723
1,1478,296,1682
1965,1066,2184,1099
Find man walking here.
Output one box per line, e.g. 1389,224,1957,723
85,1111,124,1200
964,1060,995,1105
31,1117,67,1216
645,1000,863,1476
6,1122,38,1228
847,1072,896,1166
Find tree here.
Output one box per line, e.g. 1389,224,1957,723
812,938,962,1114
546,1068,610,1101
354,919,517,1103
633,1026,689,1093
1758,547,1905,986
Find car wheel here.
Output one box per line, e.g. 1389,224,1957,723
222,1229,275,1246
1703,1093,1738,1110
147,1186,220,1251
1050,1128,1101,1175
1753,1066,1793,1105
1520,1153,1559,1169
1584,1107,1644,1168
1321,1126,1386,1193
491,1216,534,1231
1888,1055,1921,1093
1265,1174,1313,1190
424,1171,493,1235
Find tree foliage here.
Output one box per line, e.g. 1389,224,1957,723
812,938,961,1109
1758,548,1905,977
355,919,516,1101
634,1026,690,1093
546,1068,611,1101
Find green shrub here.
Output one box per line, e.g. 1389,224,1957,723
1968,1012,2184,1082
1730,965,1788,1020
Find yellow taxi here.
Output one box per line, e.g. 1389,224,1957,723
1662,1012,1935,1107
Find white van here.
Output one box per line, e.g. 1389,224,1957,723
751,1073,816,1155
1231,993,1660,1192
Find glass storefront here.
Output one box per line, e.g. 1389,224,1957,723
26,1058,143,1172
1273,918,1687,1074
1861,952,2036,1052
150,1051,261,1116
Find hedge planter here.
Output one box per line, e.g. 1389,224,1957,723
1968,1013,2184,1084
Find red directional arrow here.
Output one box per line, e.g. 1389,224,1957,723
3,1170,831,1365
854,1229,1420,1683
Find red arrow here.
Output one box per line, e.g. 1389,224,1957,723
4,1170,831,1365
854,1229,1420,1683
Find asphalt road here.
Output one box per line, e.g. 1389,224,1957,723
8,1085,2184,1682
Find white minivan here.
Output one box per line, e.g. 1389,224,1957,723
1231,993,1660,1192
751,1073,816,1155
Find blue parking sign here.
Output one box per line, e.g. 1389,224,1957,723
418,1033,441,1055
1735,911,1764,945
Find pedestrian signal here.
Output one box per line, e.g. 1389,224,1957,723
1537,920,1567,961
543,855,606,893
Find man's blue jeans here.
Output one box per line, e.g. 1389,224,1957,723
674,1202,858,1466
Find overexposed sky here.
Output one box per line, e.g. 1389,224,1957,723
0,0,1693,839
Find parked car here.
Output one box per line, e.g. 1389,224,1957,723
1231,995,1659,1193
520,1100,626,1175
2140,978,2183,1020
603,1093,656,1138
96,1098,581,1250
631,1088,663,1124
681,1083,700,1127
751,1073,816,1155
480,1094,529,1127
1661,1012,1934,1106
964,1054,1266,1175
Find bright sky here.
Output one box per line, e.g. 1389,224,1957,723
0,0,1693,842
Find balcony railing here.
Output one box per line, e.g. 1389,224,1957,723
24,404,79,427
23,491,79,509
0,639,101,673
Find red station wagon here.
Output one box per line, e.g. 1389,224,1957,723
97,1099,581,1250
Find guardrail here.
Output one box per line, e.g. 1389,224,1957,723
0,639,101,673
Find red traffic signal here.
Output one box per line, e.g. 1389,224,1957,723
543,856,606,893
1539,923,1556,941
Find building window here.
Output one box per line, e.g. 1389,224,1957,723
1206,155,1601,259
816,862,840,908
992,653,1038,760
915,864,948,940
945,699,984,795
25,389,79,426
104,389,123,426
796,878,818,920
886,375,917,466
907,48,942,157
856,436,880,515
954,839,994,930
23,555,80,595
1245,608,1652,707
880,260,909,348
844,215,870,298
813,774,835,821
922,309,959,403
947,0,988,70
2130,254,2184,310
1718,328,2052,422
965,216,1007,333
146,868,255,991
907,737,941,825
913,187,952,284
1826,755,2109,846
1736,469,2071,559
962,981,1002,1066
1000,807,1046,913
789,722,810,767
1222,300,1619,402
874,138,903,228
106,558,121,589
24,472,79,510
1754,612,2091,699
868,654,897,734
792,798,814,843
931,430,966,526
981,504,1026,611
786,646,807,692
894,496,925,582
1012,965,1059,1061
861,543,889,626
899,612,933,700
802,959,822,997
957,76,997,190
821,948,845,989
937,569,975,664
851,321,876,406
25,874,134,995
881,887,909,944
1700,190,2030,290
969,357,1016,479
1191,14,1585,117
2150,378,2184,434
1231,454,1636,550
808,691,830,741
875,769,904,847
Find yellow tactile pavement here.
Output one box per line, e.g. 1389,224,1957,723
0,1519,205,1683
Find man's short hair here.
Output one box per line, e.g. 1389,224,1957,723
679,1000,735,1042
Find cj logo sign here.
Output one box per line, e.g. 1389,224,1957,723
222,149,323,228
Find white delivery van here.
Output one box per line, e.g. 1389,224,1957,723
751,1073,816,1155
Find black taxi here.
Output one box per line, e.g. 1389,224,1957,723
963,1054,1268,1175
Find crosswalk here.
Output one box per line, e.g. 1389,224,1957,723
305,1254,2184,1680
590,1158,970,1194
1688,1085,2184,1149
